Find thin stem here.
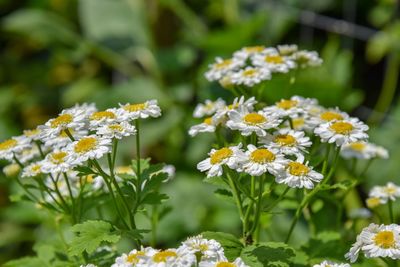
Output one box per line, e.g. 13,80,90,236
35,141,46,158
388,200,394,223
264,186,290,212
321,145,331,175
225,168,245,221
64,128,75,141
50,174,70,212
63,173,76,224
249,175,265,237
150,205,159,247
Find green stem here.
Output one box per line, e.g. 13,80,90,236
249,175,265,237
388,199,394,223
151,205,159,247
50,174,70,212
264,186,290,212
225,168,245,222
35,141,46,158
63,173,76,223
63,128,75,141
321,145,331,175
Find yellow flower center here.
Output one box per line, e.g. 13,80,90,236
86,174,94,183
216,262,235,267
152,250,177,263
51,114,73,128
74,137,97,154
349,142,366,151
210,147,233,164
320,111,343,121
24,129,40,137
265,55,284,64
243,113,266,125
276,99,298,110
243,69,258,77
384,187,397,195
108,124,123,132
90,111,116,121
288,162,309,176
292,118,305,129
124,103,147,112
274,134,296,146
60,128,75,138
244,46,265,53
215,59,232,69
366,197,381,208
127,251,145,263
330,121,353,134
228,103,239,110
251,148,275,163
204,117,213,125
31,164,41,173
0,139,18,151
199,244,209,252
373,231,395,249
50,152,67,164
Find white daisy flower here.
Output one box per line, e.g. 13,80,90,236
199,257,249,267
314,118,369,146
21,161,43,178
197,145,244,178
193,99,226,118
39,108,88,139
226,107,282,137
112,248,149,267
263,96,318,118
366,197,387,209
42,128,88,150
23,128,42,142
309,108,350,127
213,96,257,122
230,66,271,87
65,135,112,165
139,247,196,267
259,129,312,161
180,235,225,261
205,57,245,82
15,146,41,164
293,50,323,68
345,223,400,262
252,49,296,73
341,141,389,160
277,44,298,56
96,121,136,139
41,150,75,174
238,145,288,176
284,114,315,132
3,163,21,177
189,117,217,137
89,108,120,129
63,102,97,118
276,161,323,189
118,100,161,121
85,174,106,191
369,182,400,202
0,136,31,161
232,45,266,60
313,260,350,267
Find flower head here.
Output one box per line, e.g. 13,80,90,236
276,161,323,189
66,135,112,165
118,100,161,121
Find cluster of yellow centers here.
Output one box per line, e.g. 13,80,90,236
242,68,258,77
320,111,343,121
74,137,97,154
373,231,396,249
349,142,366,151
276,99,298,110
50,114,73,128
126,251,145,264
123,103,147,112
287,162,309,176
250,148,275,163
50,152,67,164
215,59,233,69
330,121,353,135
0,139,17,151
210,147,233,164
274,134,296,146
265,55,284,64
243,113,267,125
216,262,236,267
152,250,177,263
90,111,116,121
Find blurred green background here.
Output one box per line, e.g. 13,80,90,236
0,0,399,264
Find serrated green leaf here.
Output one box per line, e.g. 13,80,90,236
214,188,234,203
240,242,296,267
69,220,120,256
202,231,243,261
141,192,169,205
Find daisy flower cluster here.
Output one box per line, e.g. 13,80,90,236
346,223,400,262
190,95,378,190
109,235,248,267
366,182,400,209
0,100,165,212
205,44,322,88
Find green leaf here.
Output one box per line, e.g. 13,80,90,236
214,189,234,203
3,257,46,267
240,242,296,267
73,166,96,176
69,220,120,256
202,231,243,261
141,192,169,205
301,231,346,260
